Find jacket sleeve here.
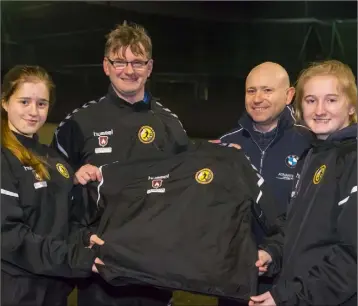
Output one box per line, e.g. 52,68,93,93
50,118,85,171
1,156,96,278
238,149,284,236
233,148,285,278
250,164,285,277
68,185,102,246
258,213,285,277
51,117,101,244
271,159,357,306
258,153,309,277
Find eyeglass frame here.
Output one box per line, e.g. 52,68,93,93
106,57,151,70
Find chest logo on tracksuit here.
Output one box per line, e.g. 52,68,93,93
195,168,214,184
152,180,163,189
138,126,155,144
94,129,114,154
147,174,169,194
285,154,299,168
313,165,326,184
56,163,70,179
99,136,109,147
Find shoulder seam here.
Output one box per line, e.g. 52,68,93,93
53,96,105,158
56,96,106,131
156,101,186,133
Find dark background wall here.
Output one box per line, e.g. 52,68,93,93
2,1,357,138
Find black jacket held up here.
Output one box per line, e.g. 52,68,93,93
89,141,282,301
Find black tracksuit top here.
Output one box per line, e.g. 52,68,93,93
1,133,95,306
52,85,189,170
264,125,357,306
51,85,190,230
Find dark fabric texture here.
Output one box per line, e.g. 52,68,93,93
1,133,95,306
86,141,282,301
268,125,357,306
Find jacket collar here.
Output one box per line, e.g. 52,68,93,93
238,105,296,134
106,84,154,111
326,124,357,141
309,124,357,150
13,131,39,149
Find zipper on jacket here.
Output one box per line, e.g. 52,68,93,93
244,127,278,174
259,151,265,173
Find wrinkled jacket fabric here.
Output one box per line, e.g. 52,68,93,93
89,142,282,301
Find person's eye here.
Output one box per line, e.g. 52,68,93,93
132,61,144,67
20,100,29,105
38,101,49,108
114,61,127,67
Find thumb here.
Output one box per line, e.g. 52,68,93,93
90,235,105,245
209,139,221,143
95,257,105,265
250,294,265,302
96,169,103,182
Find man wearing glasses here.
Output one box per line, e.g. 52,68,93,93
52,21,187,306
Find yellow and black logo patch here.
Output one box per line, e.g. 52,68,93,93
195,168,214,184
138,126,155,144
313,165,326,184
56,163,70,179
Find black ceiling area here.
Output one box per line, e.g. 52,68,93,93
1,1,357,138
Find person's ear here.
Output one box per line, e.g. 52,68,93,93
285,87,295,105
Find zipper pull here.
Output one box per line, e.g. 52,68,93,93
259,151,265,174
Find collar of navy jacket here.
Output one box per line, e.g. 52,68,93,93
238,105,296,138
219,105,313,218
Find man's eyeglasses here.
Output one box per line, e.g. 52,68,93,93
106,57,150,70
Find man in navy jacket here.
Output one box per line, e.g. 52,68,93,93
218,62,314,305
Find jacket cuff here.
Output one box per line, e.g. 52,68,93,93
68,230,97,277
258,243,282,277
270,281,301,305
